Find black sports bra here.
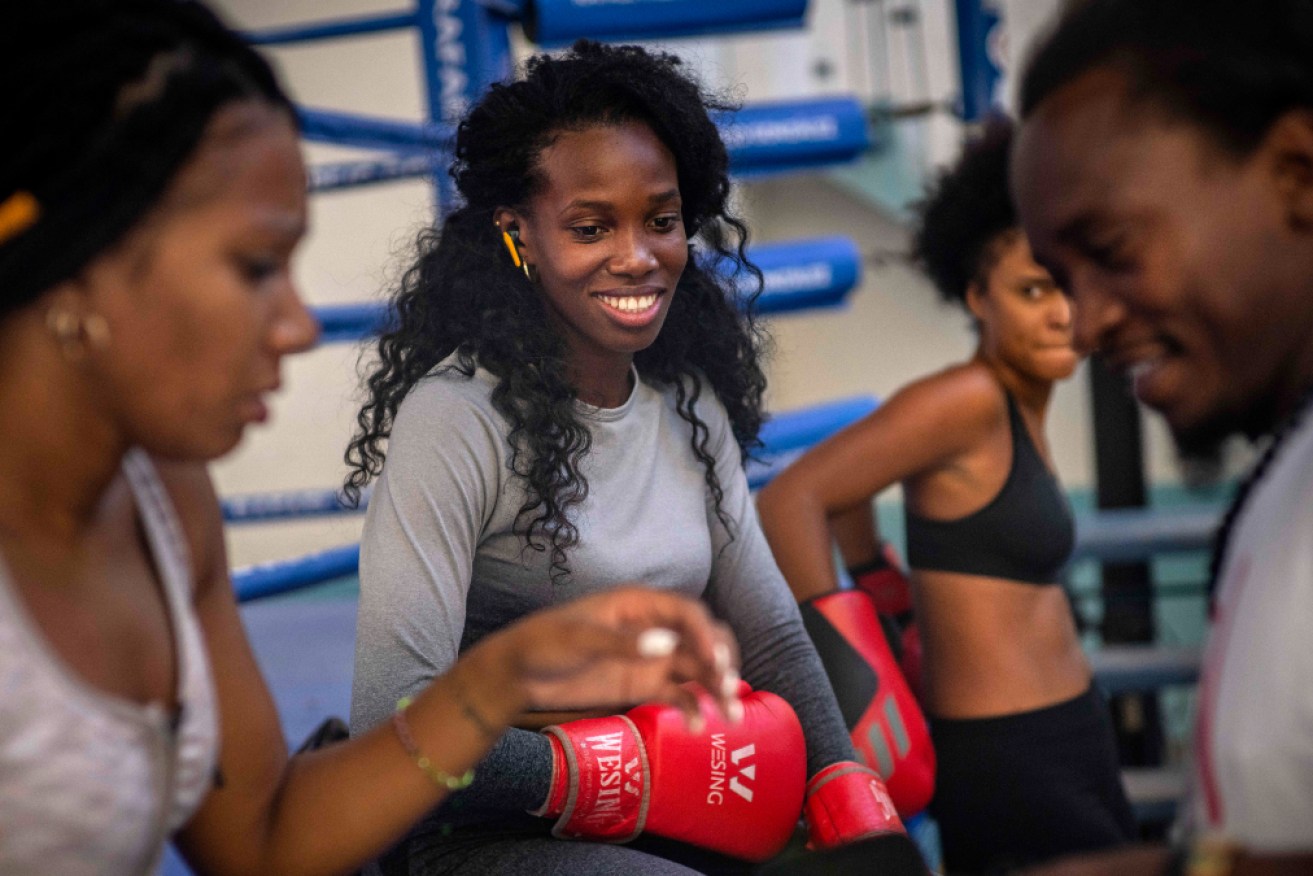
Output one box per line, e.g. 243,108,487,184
903,391,1074,585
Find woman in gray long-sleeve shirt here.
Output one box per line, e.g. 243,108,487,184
344,41,868,876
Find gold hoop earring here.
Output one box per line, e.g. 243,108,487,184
46,307,111,361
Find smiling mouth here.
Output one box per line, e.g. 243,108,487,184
1105,335,1188,406
1127,357,1165,379
596,292,660,313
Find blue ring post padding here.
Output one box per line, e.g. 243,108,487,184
954,0,1005,122
242,10,418,46
310,236,863,344
313,302,393,344
416,0,513,125
759,395,878,454
720,97,870,173
748,396,880,490
416,0,513,212
746,450,804,492
233,544,361,603
740,236,862,312
296,97,869,182
529,0,806,43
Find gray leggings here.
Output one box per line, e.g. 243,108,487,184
389,825,928,876
410,835,703,875
394,819,755,876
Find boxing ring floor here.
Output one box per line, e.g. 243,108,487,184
234,593,359,748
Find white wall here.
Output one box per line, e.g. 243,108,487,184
209,0,1207,567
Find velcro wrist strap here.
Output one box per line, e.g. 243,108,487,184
806,761,905,849
847,553,892,577
530,733,571,818
542,716,650,843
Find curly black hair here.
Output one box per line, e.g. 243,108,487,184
344,40,768,582
0,0,292,317
911,117,1016,307
1021,0,1313,159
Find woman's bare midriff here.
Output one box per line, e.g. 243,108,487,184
913,568,1091,719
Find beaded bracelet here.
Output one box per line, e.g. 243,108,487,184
392,697,476,791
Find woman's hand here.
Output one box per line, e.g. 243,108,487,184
479,586,741,729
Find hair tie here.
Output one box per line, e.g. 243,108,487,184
0,192,40,245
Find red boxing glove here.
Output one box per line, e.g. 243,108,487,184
800,590,934,816
850,546,924,696
849,542,913,618
897,621,925,703
537,682,807,862
805,761,905,849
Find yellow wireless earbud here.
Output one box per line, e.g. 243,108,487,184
500,228,523,268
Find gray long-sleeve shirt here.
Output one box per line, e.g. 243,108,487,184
350,358,853,824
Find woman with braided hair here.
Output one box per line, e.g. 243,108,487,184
345,39,918,876
0,3,743,874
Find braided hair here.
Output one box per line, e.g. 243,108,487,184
345,41,768,582
0,0,293,318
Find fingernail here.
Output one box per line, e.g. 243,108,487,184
714,642,730,673
688,713,706,734
728,699,744,724
721,669,740,700
637,628,678,657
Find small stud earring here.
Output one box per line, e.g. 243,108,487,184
46,306,111,361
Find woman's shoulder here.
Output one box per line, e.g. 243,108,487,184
649,369,732,427
397,354,501,423
886,361,1008,433
388,357,512,475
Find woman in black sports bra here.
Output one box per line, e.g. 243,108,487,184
759,120,1134,872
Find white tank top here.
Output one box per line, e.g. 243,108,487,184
1184,412,1313,850
0,449,219,875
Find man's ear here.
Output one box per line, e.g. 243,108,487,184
1265,109,1313,232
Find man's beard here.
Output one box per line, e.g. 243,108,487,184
1171,420,1230,472
1167,393,1277,482
1172,432,1226,488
